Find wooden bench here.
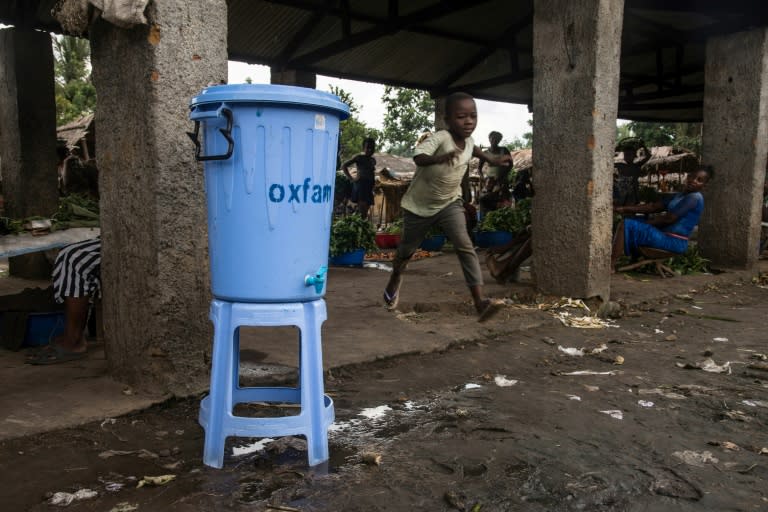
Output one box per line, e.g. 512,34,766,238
617,246,677,278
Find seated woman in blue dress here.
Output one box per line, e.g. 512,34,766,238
611,165,714,269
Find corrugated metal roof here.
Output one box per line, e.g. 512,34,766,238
3,0,768,122
223,0,768,122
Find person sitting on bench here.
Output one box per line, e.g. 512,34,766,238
611,165,713,270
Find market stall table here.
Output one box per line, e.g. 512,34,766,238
0,227,100,259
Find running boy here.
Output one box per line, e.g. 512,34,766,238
341,137,377,220
383,92,512,321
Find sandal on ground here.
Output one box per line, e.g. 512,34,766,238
383,275,403,311
477,299,504,323
383,288,399,311
26,344,87,365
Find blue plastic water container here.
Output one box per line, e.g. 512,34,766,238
189,84,350,302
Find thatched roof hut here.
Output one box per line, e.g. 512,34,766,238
511,149,532,172
641,146,699,174
57,113,95,160
373,152,416,178
614,146,699,174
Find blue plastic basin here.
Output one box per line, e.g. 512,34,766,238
420,235,447,252
329,248,365,267
475,230,513,248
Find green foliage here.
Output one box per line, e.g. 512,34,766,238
507,119,533,150
615,136,645,152
0,194,99,234
329,86,380,164
666,245,710,275
51,194,100,230
53,35,96,126
335,171,353,199
329,214,377,256
384,218,403,234
381,86,434,156
0,217,24,235
621,122,675,147
616,122,633,142
479,199,531,234
616,121,702,154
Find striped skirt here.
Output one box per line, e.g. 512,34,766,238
52,238,101,303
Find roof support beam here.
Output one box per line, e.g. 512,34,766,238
437,10,532,89
447,69,533,93
620,83,703,103
280,0,493,66
274,11,327,67
619,100,701,111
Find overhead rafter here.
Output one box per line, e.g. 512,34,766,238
436,10,533,90
450,69,533,93
282,0,494,66
619,100,701,111
262,0,494,46
620,84,703,103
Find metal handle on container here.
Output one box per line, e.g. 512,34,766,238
186,106,234,161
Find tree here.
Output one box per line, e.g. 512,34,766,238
507,119,533,150
380,86,434,156
53,35,96,126
329,86,380,164
616,121,701,154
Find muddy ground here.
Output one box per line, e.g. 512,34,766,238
2,275,768,511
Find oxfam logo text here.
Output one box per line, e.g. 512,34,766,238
268,178,332,204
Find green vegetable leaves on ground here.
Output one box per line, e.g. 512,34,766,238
330,214,377,256
479,199,531,234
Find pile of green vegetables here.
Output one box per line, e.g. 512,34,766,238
0,194,99,235
329,214,377,256
52,194,100,230
479,198,531,234
666,245,710,275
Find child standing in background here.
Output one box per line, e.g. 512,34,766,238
342,137,377,220
478,131,512,208
383,92,512,321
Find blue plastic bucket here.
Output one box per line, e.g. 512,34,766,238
420,235,447,252
329,248,365,267
475,230,513,248
189,84,350,302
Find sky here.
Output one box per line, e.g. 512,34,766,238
228,61,533,147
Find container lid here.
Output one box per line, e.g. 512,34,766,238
190,84,350,119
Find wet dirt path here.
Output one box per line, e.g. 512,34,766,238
1,279,767,511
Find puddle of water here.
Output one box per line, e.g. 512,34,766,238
359,405,392,419
363,262,392,272
232,438,274,457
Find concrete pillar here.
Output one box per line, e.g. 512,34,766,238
434,96,447,131
0,28,58,219
0,28,59,278
699,28,768,269
270,68,316,89
89,0,227,395
531,0,624,299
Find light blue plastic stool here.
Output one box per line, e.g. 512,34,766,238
199,299,334,468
